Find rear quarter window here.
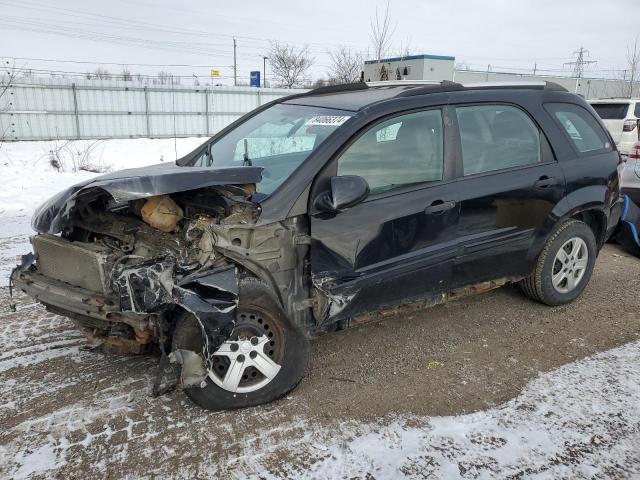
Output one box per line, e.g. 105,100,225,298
545,103,611,155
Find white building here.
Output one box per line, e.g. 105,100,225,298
362,52,639,100
363,54,456,83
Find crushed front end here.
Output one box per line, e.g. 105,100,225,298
10,164,272,359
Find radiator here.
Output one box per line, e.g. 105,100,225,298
32,234,111,293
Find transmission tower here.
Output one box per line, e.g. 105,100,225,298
564,47,597,78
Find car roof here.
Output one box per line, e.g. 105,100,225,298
282,81,568,112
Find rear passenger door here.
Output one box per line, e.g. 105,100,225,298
452,103,565,287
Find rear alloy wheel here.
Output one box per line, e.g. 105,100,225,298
520,219,597,306
550,237,589,294
172,278,309,410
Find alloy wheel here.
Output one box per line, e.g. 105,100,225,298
551,236,589,294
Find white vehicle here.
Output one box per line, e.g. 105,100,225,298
589,99,640,155
590,99,640,204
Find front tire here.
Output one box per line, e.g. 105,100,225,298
172,278,309,410
520,219,597,306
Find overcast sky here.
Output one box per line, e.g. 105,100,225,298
1,0,638,85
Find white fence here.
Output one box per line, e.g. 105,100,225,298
0,76,305,141
3,72,635,142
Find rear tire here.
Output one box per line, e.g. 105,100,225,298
172,277,309,410
520,219,596,306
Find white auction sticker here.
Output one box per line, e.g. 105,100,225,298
305,115,351,126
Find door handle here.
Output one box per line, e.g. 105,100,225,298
424,200,456,215
534,176,559,189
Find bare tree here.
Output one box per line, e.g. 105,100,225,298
120,68,133,81
626,37,640,98
396,37,412,60
157,70,180,85
268,41,314,88
93,67,111,80
1,60,20,144
328,47,364,84
370,0,396,81
312,78,329,88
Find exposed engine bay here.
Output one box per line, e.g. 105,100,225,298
24,186,257,350
11,164,313,391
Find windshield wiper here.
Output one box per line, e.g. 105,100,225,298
242,138,252,166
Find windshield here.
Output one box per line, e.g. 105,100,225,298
190,103,352,196
591,103,629,120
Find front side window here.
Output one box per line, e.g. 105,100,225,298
456,104,541,176
337,109,444,195
546,103,611,154
190,104,352,196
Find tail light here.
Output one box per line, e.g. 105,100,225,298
623,120,638,132
629,143,640,159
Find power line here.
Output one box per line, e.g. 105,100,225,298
0,55,334,74
2,65,252,80
0,0,368,52
3,56,236,68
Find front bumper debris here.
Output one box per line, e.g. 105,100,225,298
10,248,241,363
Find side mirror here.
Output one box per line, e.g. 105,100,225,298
314,175,370,212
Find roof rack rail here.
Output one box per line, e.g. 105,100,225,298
461,81,568,92
394,80,465,98
394,80,569,98
304,82,369,96
366,80,441,87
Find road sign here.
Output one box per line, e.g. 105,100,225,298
250,71,261,88
210,69,220,77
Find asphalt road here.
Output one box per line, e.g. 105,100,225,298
1,244,639,478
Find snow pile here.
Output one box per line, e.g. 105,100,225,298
0,138,205,285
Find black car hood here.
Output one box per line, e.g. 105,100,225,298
32,163,263,234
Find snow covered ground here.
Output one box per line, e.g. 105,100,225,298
0,291,639,479
0,138,205,285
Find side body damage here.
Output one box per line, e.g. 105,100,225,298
11,164,311,388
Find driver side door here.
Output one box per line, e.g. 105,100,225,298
309,108,459,322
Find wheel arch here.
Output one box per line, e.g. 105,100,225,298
528,187,609,261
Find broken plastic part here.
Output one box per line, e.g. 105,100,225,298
141,195,183,232
169,349,208,388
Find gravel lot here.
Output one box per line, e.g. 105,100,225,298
1,244,639,478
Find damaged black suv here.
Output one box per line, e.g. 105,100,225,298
11,81,622,410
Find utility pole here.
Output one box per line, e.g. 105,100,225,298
233,37,237,86
564,47,597,78
533,62,537,75
263,56,268,88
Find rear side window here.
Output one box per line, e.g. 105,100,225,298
546,103,611,154
455,104,541,176
337,109,443,194
635,103,640,118
591,103,629,120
